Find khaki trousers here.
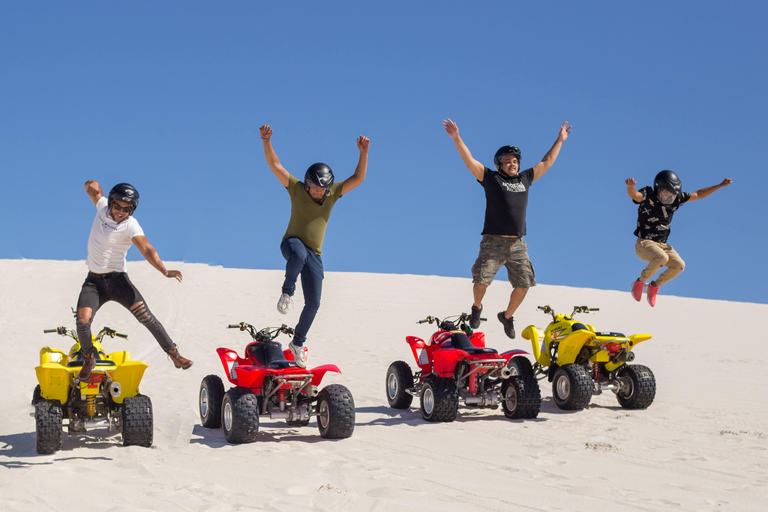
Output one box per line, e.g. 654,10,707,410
635,238,685,286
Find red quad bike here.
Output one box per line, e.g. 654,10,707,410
385,313,541,422
199,323,355,443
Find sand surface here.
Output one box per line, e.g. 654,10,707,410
1,259,766,511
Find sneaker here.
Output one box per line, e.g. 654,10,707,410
497,312,515,339
78,350,96,381
647,283,660,307
289,341,307,368
277,293,293,315
469,304,483,329
631,280,645,302
168,347,193,369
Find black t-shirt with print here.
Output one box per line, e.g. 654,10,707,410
478,167,534,237
633,186,691,243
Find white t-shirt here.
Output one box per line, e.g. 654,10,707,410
86,197,144,273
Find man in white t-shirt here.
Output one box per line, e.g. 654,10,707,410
75,181,192,382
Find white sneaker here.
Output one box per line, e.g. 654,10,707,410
289,341,307,368
277,293,293,315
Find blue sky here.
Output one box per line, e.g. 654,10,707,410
1,1,766,304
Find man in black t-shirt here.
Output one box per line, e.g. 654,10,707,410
444,119,572,338
626,171,732,306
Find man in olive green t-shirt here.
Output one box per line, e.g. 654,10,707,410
259,124,370,367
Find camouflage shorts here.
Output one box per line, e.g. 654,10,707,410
471,235,536,288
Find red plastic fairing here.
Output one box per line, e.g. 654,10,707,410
234,365,266,389
216,347,248,385
499,349,529,362
470,332,486,348
432,348,467,377
310,364,341,386
407,336,432,373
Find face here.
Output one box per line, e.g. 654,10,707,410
500,154,519,176
110,199,133,222
308,184,328,202
658,188,676,205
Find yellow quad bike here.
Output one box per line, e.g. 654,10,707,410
33,325,153,454
521,305,656,411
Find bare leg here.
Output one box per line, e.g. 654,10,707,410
504,287,528,318
473,282,488,309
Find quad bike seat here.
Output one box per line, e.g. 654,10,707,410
248,342,299,369
66,351,116,367
595,331,626,338
443,332,498,355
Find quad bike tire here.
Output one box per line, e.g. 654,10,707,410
317,384,355,439
420,375,458,423
616,364,656,409
32,384,42,406
122,394,153,447
222,387,260,444
552,364,593,411
199,374,225,428
508,356,535,379
501,375,542,419
35,400,63,455
386,360,414,409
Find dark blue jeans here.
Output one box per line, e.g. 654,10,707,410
281,237,324,346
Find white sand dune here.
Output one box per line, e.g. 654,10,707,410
1,259,766,511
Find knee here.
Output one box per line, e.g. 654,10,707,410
76,311,92,329
130,302,156,326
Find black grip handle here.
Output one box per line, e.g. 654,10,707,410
115,333,128,338
228,324,241,329
43,329,57,334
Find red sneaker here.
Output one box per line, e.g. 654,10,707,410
631,280,645,302
647,283,660,307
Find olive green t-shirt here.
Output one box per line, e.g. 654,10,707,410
283,175,344,255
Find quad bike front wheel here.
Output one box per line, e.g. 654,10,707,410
122,394,153,447
222,387,260,444
507,356,535,379
420,375,458,422
615,364,656,409
501,375,542,419
552,364,593,411
32,384,42,406
199,375,225,428
317,384,355,439
386,361,414,409
35,400,63,455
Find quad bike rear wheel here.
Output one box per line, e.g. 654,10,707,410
32,384,42,406
199,375,225,428
615,364,656,409
317,384,355,439
222,387,260,443
35,400,63,455
386,361,414,409
501,375,542,419
420,375,458,422
508,356,535,379
122,394,153,447
552,364,592,411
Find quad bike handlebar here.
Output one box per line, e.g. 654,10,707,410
416,313,486,333
228,322,295,343
43,326,128,341
537,305,600,321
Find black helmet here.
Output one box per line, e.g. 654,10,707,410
108,183,140,214
304,163,334,190
653,170,682,196
494,146,522,171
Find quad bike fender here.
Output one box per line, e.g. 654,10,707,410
35,364,71,404
500,349,529,363
556,330,596,366
217,347,247,385
432,349,467,378
108,361,148,403
628,333,652,345
39,346,67,366
521,326,550,366
310,364,341,386
108,350,132,366
469,332,486,348
407,336,432,372
233,365,266,389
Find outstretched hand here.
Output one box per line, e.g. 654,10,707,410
721,178,733,187
164,270,183,282
357,135,370,152
625,177,637,187
259,125,272,141
443,118,459,139
558,122,572,143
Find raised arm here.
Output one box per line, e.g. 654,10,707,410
260,125,290,188
132,236,183,282
688,178,732,202
625,178,643,202
443,119,485,181
84,180,104,206
341,135,370,195
532,122,572,182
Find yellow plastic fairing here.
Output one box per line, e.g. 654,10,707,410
108,361,148,404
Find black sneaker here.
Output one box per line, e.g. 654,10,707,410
497,312,515,339
470,304,483,329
